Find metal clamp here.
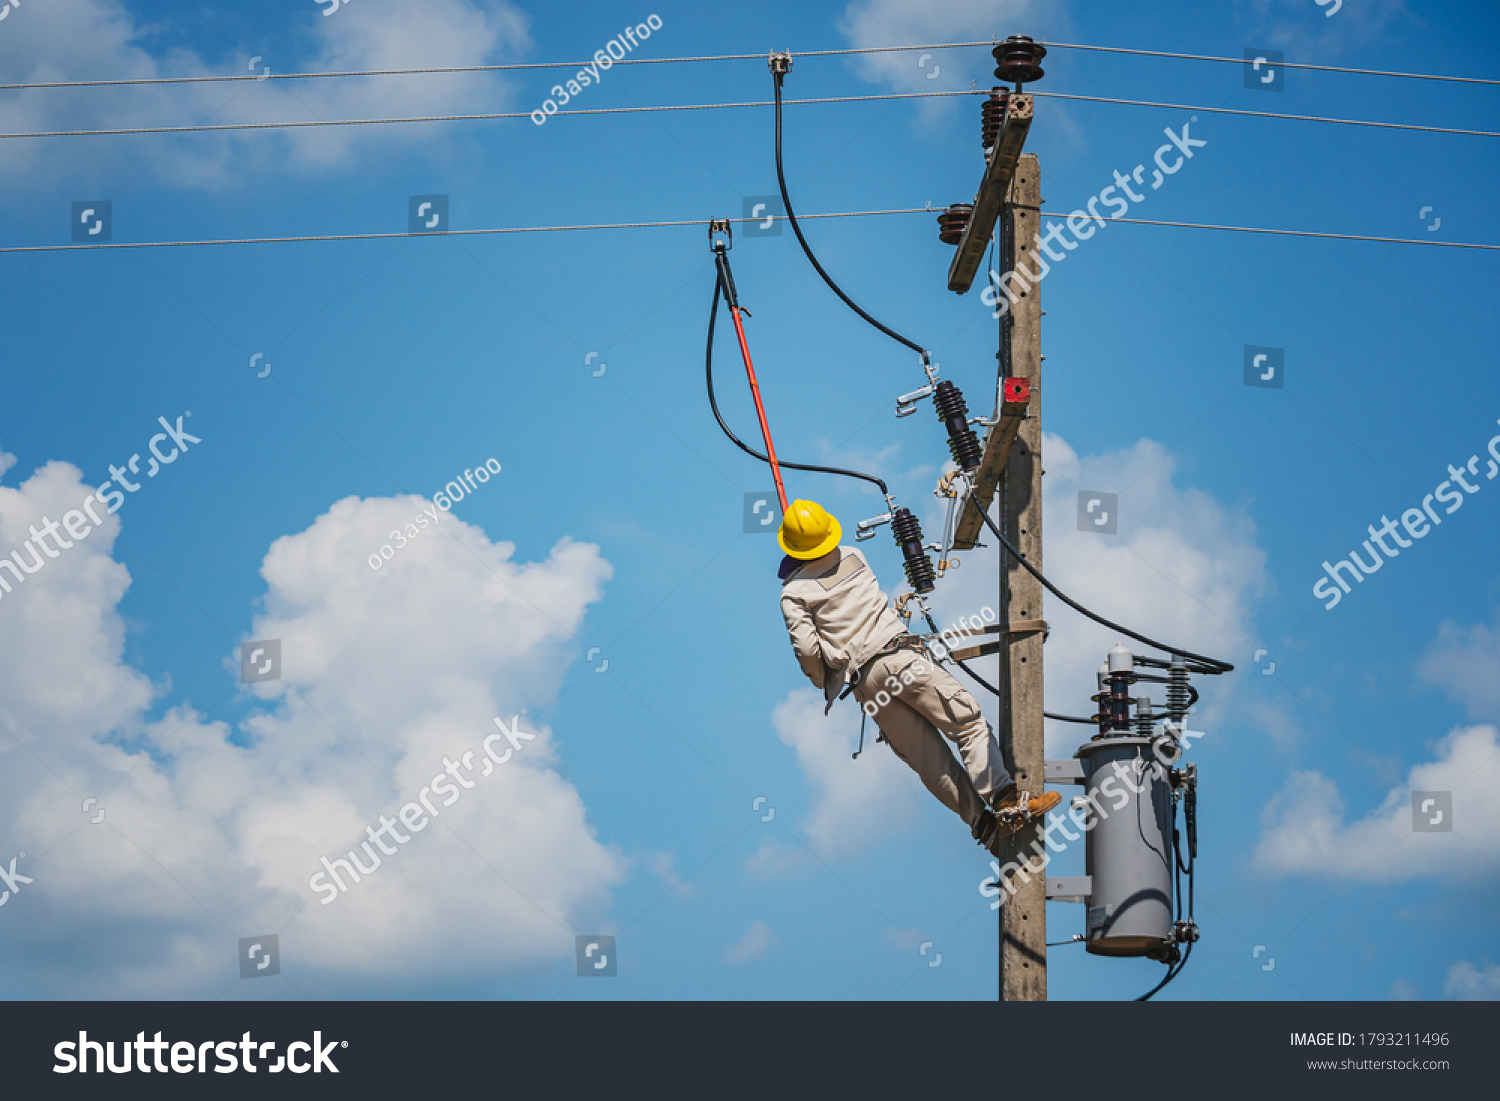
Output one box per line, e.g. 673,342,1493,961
895,384,934,418
855,511,893,541
709,218,732,252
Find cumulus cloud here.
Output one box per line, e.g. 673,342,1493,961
766,687,920,863
1421,607,1500,721
1252,725,1500,882
1444,960,1500,1000
0,456,622,996
929,433,1267,757
723,919,778,964
0,0,532,190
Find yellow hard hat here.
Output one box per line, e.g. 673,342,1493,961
778,499,842,559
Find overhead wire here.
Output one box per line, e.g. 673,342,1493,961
0,90,980,141
0,42,1001,92
1030,89,1500,139
2,208,1493,255
1040,40,1500,86
3,88,1495,141
2,38,1491,92
0,207,929,254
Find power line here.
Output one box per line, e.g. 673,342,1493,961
0,207,933,253
1032,90,1500,139
1042,40,1500,87
1039,212,1500,250
2,38,1491,93
0,89,977,140
4,87,1494,142
1,207,1493,255
0,42,986,92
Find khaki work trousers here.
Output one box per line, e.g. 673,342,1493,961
852,649,1012,829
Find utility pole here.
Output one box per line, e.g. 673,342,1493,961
996,155,1046,1001
938,36,1048,1001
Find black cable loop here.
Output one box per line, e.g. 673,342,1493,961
707,279,889,495
772,70,930,363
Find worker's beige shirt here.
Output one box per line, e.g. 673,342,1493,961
780,546,906,705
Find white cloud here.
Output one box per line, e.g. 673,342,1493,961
1387,978,1420,1000
1444,960,1500,1000
0,458,153,747
838,0,1040,89
0,0,532,190
0,459,623,996
1252,725,1500,882
928,433,1267,757
645,850,692,898
769,687,920,862
1421,608,1500,721
723,919,777,964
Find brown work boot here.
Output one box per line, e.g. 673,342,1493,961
992,787,1061,836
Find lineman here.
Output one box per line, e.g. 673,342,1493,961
776,499,1060,855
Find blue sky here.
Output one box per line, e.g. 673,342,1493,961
0,0,1497,1002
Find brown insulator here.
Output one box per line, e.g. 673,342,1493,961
937,203,972,245
981,88,1009,150
992,34,1047,86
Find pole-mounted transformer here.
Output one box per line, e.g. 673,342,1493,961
1045,643,1200,973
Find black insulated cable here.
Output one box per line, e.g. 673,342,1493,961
1045,711,1097,725
922,610,1000,697
771,62,930,363
972,498,1233,674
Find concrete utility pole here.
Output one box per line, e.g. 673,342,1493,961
940,37,1049,1001
995,155,1046,1001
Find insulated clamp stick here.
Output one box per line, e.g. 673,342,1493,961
711,219,787,512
